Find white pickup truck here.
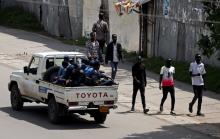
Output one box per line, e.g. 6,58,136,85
8,52,118,124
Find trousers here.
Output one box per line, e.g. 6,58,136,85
160,86,175,111
110,62,118,80
132,85,146,109
190,85,203,113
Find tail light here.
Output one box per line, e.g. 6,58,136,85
69,102,78,106
104,101,114,105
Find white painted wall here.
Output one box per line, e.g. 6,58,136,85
108,1,140,52
82,0,140,51
82,0,101,38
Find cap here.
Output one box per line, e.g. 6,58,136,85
64,55,69,62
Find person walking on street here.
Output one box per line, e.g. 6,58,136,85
105,34,123,81
92,12,109,54
189,54,206,116
86,32,102,62
131,56,149,114
159,59,176,115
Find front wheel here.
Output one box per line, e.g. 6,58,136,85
10,84,24,111
48,97,60,124
94,112,107,124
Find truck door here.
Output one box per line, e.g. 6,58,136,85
23,56,41,99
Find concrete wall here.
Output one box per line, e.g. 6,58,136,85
68,0,83,39
82,0,101,38
82,0,140,52
1,0,73,39
1,0,140,52
154,0,220,67
108,1,140,52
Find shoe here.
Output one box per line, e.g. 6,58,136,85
170,111,176,115
131,107,135,112
160,106,163,112
143,109,149,114
197,112,205,116
189,103,193,113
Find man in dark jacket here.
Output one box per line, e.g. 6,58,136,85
105,34,123,81
131,56,149,114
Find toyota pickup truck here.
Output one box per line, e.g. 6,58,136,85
8,52,118,124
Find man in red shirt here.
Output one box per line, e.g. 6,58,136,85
159,59,176,115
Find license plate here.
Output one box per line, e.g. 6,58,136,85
99,106,109,113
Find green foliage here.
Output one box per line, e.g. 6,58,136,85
122,49,138,62
197,1,220,58
0,7,43,32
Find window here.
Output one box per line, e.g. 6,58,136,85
46,58,55,69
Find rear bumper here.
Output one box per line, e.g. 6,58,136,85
68,105,117,112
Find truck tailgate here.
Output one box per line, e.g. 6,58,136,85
65,85,118,104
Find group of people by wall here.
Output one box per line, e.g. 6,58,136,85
87,12,207,116
86,12,123,81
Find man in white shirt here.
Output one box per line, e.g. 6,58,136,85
189,54,206,116
105,34,123,81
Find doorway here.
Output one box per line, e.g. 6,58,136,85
140,0,154,57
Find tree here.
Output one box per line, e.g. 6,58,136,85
197,1,220,59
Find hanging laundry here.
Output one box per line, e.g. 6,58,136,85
114,0,149,16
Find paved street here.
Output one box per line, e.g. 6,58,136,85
0,26,220,139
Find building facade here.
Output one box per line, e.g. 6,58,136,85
153,0,220,67
1,0,219,66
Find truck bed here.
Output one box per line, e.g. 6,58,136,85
38,80,119,107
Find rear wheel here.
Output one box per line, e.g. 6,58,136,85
48,97,60,124
94,112,107,124
10,84,23,111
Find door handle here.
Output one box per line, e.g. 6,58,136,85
36,80,40,84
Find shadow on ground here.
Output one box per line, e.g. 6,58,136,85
0,106,107,130
122,123,220,139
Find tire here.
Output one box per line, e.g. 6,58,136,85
94,112,107,124
10,84,24,111
43,66,60,82
48,97,60,124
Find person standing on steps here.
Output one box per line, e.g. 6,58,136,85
159,58,176,115
131,56,149,114
105,34,123,81
189,54,206,116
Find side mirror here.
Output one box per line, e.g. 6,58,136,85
24,66,28,74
